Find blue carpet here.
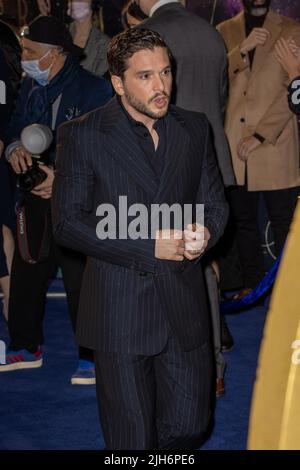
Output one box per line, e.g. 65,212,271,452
0,287,267,450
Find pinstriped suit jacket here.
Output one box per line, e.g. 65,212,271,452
52,97,228,355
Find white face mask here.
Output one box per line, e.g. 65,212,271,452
68,1,91,22
21,49,53,86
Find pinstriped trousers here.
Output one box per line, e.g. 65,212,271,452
94,336,213,450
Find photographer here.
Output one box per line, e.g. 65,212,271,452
0,15,112,383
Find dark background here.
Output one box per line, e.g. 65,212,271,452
0,1,299,31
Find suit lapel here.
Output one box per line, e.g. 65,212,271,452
99,98,190,202
249,10,283,81
154,109,190,202
233,12,247,48
100,98,159,199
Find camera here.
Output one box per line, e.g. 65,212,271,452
18,160,48,192
18,124,53,192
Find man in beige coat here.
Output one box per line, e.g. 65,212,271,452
218,0,300,296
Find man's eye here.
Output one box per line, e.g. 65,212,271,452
140,74,149,80
162,70,171,76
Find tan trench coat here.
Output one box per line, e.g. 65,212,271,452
217,10,300,191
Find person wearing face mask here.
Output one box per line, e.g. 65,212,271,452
0,15,113,383
217,1,300,300
68,0,111,77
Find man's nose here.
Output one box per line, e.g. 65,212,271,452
153,74,165,92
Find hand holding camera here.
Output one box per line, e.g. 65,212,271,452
9,124,54,198
9,145,33,174
30,163,54,199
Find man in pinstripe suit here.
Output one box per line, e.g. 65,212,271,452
52,28,228,450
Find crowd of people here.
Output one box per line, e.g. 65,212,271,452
0,0,300,451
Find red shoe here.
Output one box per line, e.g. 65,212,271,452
0,347,43,372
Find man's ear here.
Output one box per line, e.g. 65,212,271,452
51,47,62,63
111,75,125,96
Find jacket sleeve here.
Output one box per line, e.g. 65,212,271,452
196,117,229,250
3,79,31,146
254,86,295,144
216,24,249,81
0,49,14,140
219,38,229,118
52,118,156,273
93,35,111,78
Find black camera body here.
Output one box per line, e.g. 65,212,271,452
18,160,48,192
19,124,53,192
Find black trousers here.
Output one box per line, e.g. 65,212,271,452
228,186,299,288
94,337,213,450
8,194,91,360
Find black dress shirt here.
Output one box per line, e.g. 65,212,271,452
118,97,167,178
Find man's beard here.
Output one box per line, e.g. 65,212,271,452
243,0,270,16
123,88,170,120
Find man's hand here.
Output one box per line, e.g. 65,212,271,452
237,135,262,162
240,28,270,54
155,229,185,261
275,37,300,81
183,224,210,261
31,164,54,200
9,146,33,173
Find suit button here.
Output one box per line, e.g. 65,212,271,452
139,271,148,277
240,118,245,123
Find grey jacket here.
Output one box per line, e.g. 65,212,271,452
80,26,110,78
140,2,235,186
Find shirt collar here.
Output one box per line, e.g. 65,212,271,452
117,96,165,133
150,0,180,18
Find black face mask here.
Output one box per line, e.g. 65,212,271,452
242,0,271,16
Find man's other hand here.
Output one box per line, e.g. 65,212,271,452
237,135,261,161
155,229,185,261
184,224,210,261
240,28,270,54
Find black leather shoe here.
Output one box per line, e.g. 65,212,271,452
221,314,234,352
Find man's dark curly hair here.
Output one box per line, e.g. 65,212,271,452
107,27,173,78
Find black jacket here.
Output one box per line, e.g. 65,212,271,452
52,97,229,355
